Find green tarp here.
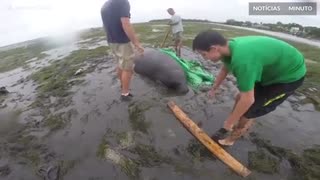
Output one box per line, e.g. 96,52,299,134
159,48,215,91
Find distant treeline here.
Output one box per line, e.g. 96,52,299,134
149,19,213,23
149,18,320,39
225,19,320,39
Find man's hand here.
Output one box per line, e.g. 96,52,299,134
134,43,144,54
208,66,228,99
121,17,144,54
208,87,217,99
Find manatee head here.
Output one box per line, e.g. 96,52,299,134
165,81,189,94
177,84,189,94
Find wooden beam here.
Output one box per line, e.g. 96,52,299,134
167,101,251,177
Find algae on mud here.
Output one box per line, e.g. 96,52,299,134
96,138,109,159
97,129,176,179
99,142,141,179
0,36,81,73
2,128,51,170
27,46,109,135
23,150,41,166
249,133,320,180
79,28,105,41
120,158,141,179
248,150,280,174
59,159,80,177
186,139,217,161
0,41,52,73
44,115,67,132
297,62,320,111
103,144,172,179
31,46,109,97
128,101,154,134
128,144,173,167
118,131,135,149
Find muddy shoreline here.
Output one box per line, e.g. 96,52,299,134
0,27,320,180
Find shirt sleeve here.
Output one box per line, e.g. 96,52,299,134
234,62,262,92
119,0,131,18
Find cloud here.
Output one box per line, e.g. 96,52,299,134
0,0,319,46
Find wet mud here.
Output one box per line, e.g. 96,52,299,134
0,29,319,180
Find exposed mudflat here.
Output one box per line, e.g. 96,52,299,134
0,27,320,180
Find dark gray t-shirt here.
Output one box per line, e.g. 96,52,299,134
101,0,131,43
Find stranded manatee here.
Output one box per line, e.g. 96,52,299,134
133,49,189,94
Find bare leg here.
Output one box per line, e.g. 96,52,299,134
117,67,123,90
232,94,240,111
121,69,133,94
175,45,178,56
219,117,255,146
174,39,180,57
217,93,254,146
175,39,183,57
117,67,122,80
177,40,182,57
177,45,181,57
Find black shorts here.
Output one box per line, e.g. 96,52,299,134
244,77,304,119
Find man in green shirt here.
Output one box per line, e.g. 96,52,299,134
193,30,306,146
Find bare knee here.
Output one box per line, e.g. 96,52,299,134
235,93,241,101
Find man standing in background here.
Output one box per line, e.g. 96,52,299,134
101,0,144,101
167,8,184,57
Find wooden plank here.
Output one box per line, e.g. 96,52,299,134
167,101,251,177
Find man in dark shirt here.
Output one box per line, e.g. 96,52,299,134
101,0,144,101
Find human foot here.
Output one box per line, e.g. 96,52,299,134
218,138,235,146
120,93,133,101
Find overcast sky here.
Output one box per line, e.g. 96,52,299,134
0,0,319,47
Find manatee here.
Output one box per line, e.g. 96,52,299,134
133,49,189,94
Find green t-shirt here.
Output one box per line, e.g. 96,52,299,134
223,36,306,92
